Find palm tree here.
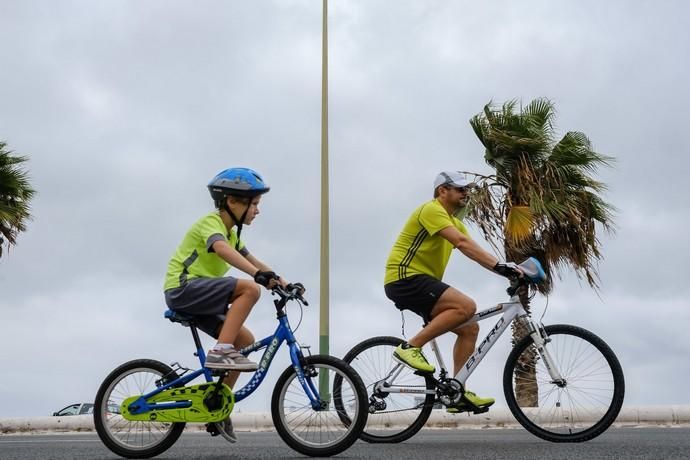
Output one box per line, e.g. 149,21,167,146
0,141,35,258
465,99,615,406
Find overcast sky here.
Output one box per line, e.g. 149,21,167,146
1,0,689,417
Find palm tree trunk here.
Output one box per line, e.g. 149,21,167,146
512,285,539,407
507,245,539,407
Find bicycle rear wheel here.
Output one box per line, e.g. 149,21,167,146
503,324,625,442
94,359,185,458
271,354,368,457
334,336,435,443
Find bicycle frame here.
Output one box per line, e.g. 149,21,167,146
376,293,565,397
127,309,323,416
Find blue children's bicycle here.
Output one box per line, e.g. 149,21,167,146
93,285,368,458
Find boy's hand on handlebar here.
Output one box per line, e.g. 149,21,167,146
254,270,279,288
493,262,523,278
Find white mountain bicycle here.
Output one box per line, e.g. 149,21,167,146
333,257,625,443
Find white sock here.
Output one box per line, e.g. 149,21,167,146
212,343,235,352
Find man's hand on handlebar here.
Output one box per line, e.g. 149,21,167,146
493,262,524,279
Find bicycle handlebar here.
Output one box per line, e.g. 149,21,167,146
271,284,309,307
506,257,547,296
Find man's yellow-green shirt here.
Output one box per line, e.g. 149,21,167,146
384,199,470,284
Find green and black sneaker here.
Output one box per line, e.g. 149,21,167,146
393,343,435,373
446,390,495,414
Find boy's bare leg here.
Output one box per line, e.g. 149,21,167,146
217,280,260,345
222,326,255,388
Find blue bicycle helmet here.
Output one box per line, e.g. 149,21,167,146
207,167,270,250
207,167,270,202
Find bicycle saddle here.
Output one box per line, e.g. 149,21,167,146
164,309,195,326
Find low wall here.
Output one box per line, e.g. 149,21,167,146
1,406,689,434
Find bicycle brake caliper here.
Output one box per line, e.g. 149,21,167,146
299,344,318,377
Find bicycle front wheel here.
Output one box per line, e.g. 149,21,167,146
271,354,368,457
94,359,185,458
503,324,625,442
335,336,435,443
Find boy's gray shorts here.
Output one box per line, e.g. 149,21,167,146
164,277,238,338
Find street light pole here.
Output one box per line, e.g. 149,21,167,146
319,0,330,397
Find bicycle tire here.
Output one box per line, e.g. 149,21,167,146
503,324,625,442
94,359,186,458
271,354,368,457
335,336,435,443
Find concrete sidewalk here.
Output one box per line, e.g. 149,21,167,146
1,406,689,434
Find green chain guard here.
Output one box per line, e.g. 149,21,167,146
121,382,234,423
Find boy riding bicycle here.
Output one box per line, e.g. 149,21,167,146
384,171,521,412
163,167,303,440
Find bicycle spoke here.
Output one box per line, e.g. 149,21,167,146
94,361,185,458
276,362,360,449
505,325,624,441
339,337,436,443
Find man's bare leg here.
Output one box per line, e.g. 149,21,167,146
451,323,479,376
407,287,476,348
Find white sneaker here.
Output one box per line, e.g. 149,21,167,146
217,417,237,443
205,348,258,371
207,417,237,443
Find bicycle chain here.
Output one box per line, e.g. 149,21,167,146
371,383,435,414
371,403,429,414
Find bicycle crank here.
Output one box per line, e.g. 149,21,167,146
437,378,463,406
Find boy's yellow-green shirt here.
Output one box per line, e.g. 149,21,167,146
164,212,245,291
384,199,470,284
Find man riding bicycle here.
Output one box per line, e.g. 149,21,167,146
384,171,521,412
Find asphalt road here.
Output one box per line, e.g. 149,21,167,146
1,427,688,460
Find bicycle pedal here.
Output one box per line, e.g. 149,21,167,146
472,406,490,415
413,370,434,376
209,369,229,377
205,423,221,437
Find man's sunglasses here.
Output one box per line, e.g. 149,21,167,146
445,185,470,193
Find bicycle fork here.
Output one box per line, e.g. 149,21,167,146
523,318,566,387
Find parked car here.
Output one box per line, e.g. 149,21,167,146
53,402,120,416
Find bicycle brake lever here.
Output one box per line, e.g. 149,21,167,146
289,288,309,306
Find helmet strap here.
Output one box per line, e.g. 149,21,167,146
222,198,249,250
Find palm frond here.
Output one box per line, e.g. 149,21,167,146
466,99,616,293
0,142,35,257
505,205,535,247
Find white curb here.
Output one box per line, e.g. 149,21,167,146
1,406,689,434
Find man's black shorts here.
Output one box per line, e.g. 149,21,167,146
384,274,450,322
